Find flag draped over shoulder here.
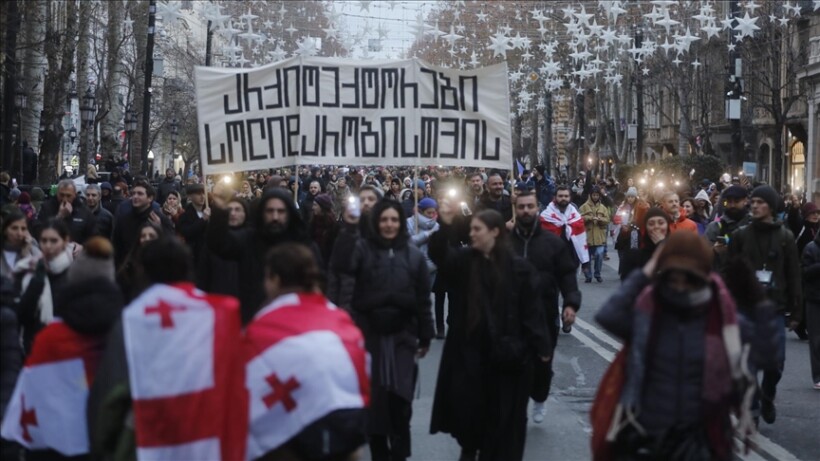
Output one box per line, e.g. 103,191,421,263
0,322,104,456
243,292,369,461
122,283,246,461
540,202,590,264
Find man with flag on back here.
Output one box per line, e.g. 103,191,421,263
540,185,590,279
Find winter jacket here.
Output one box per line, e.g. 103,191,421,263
802,233,820,302
728,220,803,322
111,202,173,269
478,194,513,222
35,196,97,244
669,210,699,235
176,203,208,283
705,213,752,273
156,178,181,205
579,199,610,246
0,278,21,427
406,213,439,274
92,205,114,240
510,221,581,315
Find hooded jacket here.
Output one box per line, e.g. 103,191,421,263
206,188,319,324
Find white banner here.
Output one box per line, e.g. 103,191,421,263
194,57,512,175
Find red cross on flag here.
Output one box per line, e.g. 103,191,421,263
0,321,104,456
123,283,246,461
243,292,370,460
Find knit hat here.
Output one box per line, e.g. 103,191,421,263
9,188,20,201
655,231,713,281
314,193,333,212
18,191,31,205
721,185,747,200
418,198,438,210
802,202,819,218
100,182,113,192
643,206,672,227
66,237,116,284
750,185,779,215
626,187,638,198
30,187,45,202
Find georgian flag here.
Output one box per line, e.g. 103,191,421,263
123,283,246,461
540,201,590,264
1,321,104,456
243,293,370,461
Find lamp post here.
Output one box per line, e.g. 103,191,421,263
124,105,137,162
80,86,96,169
15,84,27,182
140,0,158,174
67,126,77,171
169,117,179,170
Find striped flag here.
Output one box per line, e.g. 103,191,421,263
243,293,369,461
0,322,104,456
123,283,246,461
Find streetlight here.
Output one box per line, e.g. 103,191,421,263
80,86,96,167
169,117,179,169
15,84,27,181
124,105,137,161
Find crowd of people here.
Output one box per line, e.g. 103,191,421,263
0,161,817,461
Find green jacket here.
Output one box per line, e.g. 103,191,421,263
580,199,610,246
728,220,803,321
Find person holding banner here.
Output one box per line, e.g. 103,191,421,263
331,199,434,461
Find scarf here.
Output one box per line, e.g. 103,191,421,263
15,250,73,324
606,274,753,459
539,201,589,264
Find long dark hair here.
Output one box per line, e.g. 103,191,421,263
466,209,512,333
369,199,406,244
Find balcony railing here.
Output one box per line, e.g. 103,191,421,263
810,37,820,66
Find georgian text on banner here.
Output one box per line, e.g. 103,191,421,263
194,57,512,175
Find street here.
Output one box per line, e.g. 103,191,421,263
364,251,820,461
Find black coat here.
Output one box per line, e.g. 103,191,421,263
428,223,550,460
206,188,319,324
36,196,97,244
510,221,581,315
0,278,22,425
156,178,180,205
478,194,513,222
92,205,114,240
111,202,173,269
200,227,243,299
176,203,208,279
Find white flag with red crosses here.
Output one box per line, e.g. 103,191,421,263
0,322,104,456
243,292,370,461
123,283,246,461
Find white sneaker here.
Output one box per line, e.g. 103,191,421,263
814,382,820,390
532,401,546,424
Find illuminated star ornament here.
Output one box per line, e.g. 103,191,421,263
734,12,761,39
487,31,512,59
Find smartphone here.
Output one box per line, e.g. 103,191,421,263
347,196,361,218
460,201,472,216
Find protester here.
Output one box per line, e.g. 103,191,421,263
16,192,35,223
580,186,610,283
35,179,97,245
14,219,75,352
85,184,113,240
478,172,512,222
802,229,820,390
540,185,590,268
510,191,580,424
406,197,440,288
300,180,323,223
728,185,803,425
111,181,172,269
308,193,339,269
0,275,21,461
331,200,434,461
618,207,671,281
681,197,707,235
613,187,649,276
659,191,698,234
176,183,211,280
157,168,181,205
593,231,776,460
706,185,751,273
244,244,369,461
207,186,318,324
429,207,551,461
160,190,184,227
116,221,163,300
200,198,247,298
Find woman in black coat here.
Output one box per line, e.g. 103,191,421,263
331,200,434,461
428,207,551,461
618,207,671,281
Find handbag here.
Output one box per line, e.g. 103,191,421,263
590,347,628,461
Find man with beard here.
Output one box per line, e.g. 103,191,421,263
466,171,485,207
706,185,751,273
511,191,581,424
540,186,590,269
661,191,698,234
156,168,181,205
85,184,113,240
299,180,323,223
207,186,319,323
478,172,513,222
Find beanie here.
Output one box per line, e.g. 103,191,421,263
750,185,778,215
626,187,638,198
655,231,713,281
18,191,31,205
9,188,20,201
100,181,113,192
721,185,747,200
418,198,438,210
30,187,45,202
66,237,116,284
802,202,818,218
314,193,333,212
643,206,672,228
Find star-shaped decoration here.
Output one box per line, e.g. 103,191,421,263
521,50,534,61
157,1,184,25
720,16,735,31
702,23,722,40
691,59,702,69
608,2,627,23
676,27,700,53
728,43,737,52
323,24,338,40
733,12,760,39
270,45,287,62
487,31,512,58
285,23,298,36
744,1,761,14
573,6,594,26
296,37,319,57
262,19,274,29
672,57,682,66
124,15,134,29
476,10,488,22
540,59,562,76
509,70,523,83
277,3,288,16
642,67,650,75
442,25,463,47
600,28,618,45
358,1,372,13
778,16,790,27
655,13,681,35
240,8,258,24
469,51,481,68
644,7,663,23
